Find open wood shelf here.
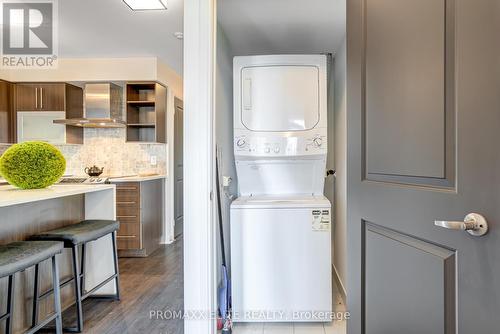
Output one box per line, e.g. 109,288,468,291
126,82,166,143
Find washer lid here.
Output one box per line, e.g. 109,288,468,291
231,195,331,209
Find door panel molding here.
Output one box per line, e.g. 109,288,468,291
361,221,456,334
361,0,456,189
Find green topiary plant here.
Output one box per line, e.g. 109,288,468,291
0,141,66,189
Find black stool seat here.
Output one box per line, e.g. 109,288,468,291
31,220,120,245
0,241,63,278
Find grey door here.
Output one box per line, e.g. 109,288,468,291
174,98,184,238
347,0,499,333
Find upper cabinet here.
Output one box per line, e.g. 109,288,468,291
16,83,66,111
14,84,37,111
0,80,15,143
126,82,166,143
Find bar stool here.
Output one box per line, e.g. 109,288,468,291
0,241,63,334
30,220,120,333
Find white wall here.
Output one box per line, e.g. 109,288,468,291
183,0,217,331
215,25,237,282
333,37,347,295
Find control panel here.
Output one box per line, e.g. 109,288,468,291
234,130,327,157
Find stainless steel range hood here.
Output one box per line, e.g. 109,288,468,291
54,83,125,128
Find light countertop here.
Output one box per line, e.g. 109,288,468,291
0,184,115,208
108,174,166,183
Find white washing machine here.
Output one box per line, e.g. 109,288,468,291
231,195,332,322
231,54,332,322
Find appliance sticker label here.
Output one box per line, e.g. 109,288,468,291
312,209,330,231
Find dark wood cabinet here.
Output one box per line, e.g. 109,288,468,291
0,80,15,143
15,83,38,111
63,84,84,144
39,83,66,111
15,83,66,111
114,180,163,257
116,182,141,251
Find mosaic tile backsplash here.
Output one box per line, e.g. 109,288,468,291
0,128,167,177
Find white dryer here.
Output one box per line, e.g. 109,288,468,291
233,54,328,172
230,54,332,322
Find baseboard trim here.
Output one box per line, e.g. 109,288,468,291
332,264,347,303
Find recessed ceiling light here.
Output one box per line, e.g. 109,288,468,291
174,32,183,40
123,0,167,11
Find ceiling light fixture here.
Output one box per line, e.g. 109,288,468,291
122,0,167,11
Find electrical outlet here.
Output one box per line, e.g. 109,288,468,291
150,156,157,166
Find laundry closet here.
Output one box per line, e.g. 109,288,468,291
215,0,346,328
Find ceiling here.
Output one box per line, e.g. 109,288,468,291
57,0,345,76
58,0,184,74
218,0,346,56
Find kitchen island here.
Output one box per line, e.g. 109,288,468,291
0,184,117,333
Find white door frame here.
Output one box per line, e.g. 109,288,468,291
183,0,218,333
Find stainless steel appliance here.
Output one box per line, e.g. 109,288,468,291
54,83,124,128
58,176,110,184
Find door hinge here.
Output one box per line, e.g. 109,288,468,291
210,191,213,201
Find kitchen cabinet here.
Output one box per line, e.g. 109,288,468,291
0,80,15,143
38,83,66,111
15,84,38,111
113,179,163,257
15,83,66,111
15,82,84,144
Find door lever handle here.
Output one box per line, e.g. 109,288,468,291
435,213,488,236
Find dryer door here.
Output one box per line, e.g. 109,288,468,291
240,65,320,132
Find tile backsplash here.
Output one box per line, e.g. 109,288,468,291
0,128,167,177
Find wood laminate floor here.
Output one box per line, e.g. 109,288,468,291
59,237,184,334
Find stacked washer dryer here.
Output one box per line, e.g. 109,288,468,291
230,54,332,322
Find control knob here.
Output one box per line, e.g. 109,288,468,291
313,137,323,147
236,138,246,148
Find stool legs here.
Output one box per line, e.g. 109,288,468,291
31,264,40,327
1,261,62,334
80,243,86,296
51,255,63,334
71,245,84,333
111,231,121,301
65,235,120,333
28,257,62,334
5,275,14,334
